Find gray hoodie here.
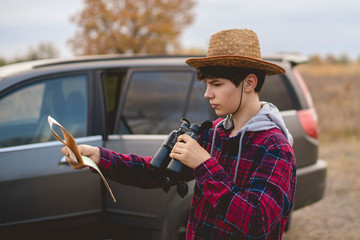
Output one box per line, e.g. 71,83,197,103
210,101,293,181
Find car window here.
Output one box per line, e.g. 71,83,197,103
185,80,216,123
121,70,193,134
0,74,88,147
260,74,296,111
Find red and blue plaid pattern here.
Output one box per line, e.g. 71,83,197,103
96,118,296,239
187,118,296,239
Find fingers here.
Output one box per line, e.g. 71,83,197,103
61,145,100,168
60,147,85,169
61,147,69,157
177,134,192,143
172,134,194,155
78,145,100,165
170,147,184,161
170,139,190,162
170,134,210,169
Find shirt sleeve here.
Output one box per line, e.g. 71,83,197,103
92,147,165,189
193,140,296,239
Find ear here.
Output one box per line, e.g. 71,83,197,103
244,74,258,92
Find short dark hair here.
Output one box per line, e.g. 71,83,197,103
197,66,266,92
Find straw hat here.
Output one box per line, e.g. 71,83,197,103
186,29,285,75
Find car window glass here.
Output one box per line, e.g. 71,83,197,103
260,74,295,111
1,83,44,122
0,74,88,147
122,70,192,134
102,72,127,134
185,80,216,123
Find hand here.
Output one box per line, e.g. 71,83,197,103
61,145,100,170
169,134,211,169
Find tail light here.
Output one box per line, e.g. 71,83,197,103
293,68,319,139
297,108,318,139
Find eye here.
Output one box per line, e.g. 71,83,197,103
206,79,223,87
212,81,223,87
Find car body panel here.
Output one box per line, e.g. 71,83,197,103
295,159,327,209
0,136,103,227
281,110,318,168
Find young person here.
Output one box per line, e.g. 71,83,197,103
62,29,296,239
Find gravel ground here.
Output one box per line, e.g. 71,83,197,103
284,138,360,240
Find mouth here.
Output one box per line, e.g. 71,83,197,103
211,103,219,109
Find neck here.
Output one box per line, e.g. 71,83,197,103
231,94,261,135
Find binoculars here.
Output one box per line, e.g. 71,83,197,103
150,118,212,197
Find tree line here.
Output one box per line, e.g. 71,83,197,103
309,53,360,65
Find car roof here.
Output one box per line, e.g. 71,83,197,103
0,53,307,80
0,55,192,80
264,52,309,66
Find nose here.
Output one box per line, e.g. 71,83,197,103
204,86,214,100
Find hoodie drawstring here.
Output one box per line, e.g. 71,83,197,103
210,119,225,157
233,129,247,182
209,118,245,182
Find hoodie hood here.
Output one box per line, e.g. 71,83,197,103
223,101,293,145
210,102,293,182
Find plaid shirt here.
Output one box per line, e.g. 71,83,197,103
97,118,296,239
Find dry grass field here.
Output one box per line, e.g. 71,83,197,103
284,63,360,239
298,63,360,141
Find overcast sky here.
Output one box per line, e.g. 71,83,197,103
1,0,359,60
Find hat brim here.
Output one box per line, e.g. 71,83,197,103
186,56,285,75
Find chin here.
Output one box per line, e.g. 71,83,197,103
215,110,229,117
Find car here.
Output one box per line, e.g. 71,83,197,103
0,54,327,239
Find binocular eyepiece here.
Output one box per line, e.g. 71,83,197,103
150,118,212,197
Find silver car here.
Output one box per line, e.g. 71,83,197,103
0,54,326,239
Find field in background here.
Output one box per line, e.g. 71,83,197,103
284,63,360,239
284,138,360,239
297,63,360,141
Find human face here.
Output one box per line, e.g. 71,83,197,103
204,78,242,117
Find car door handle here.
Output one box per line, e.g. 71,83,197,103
58,156,70,166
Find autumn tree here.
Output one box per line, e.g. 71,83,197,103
68,0,196,55
309,54,323,64
337,53,350,64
